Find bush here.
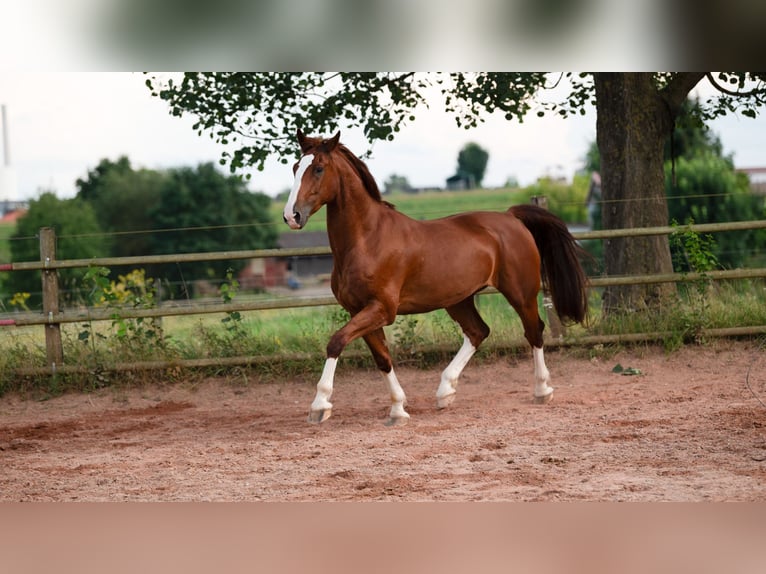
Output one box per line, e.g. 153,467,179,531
6,193,108,308
516,174,589,224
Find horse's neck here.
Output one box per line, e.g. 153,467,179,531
326,178,383,256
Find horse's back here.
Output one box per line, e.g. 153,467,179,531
427,210,537,255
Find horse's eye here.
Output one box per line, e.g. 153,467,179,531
315,166,324,175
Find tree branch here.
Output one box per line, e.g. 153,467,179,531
705,72,764,97
661,73,706,115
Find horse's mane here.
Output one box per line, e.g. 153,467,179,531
337,145,395,209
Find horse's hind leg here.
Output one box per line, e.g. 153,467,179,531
513,295,554,403
436,297,490,409
364,328,410,426
494,269,554,403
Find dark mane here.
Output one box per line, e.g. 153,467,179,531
337,145,395,209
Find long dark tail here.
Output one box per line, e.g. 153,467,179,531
509,204,589,324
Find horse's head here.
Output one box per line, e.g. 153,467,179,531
282,130,341,230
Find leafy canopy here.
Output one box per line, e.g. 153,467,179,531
145,72,766,174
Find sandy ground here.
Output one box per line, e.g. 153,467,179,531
1,341,765,501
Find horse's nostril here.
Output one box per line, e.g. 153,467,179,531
294,212,301,224
283,214,288,224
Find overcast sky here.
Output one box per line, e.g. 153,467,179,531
1,73,764,202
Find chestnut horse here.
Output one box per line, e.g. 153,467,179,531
283,131,588,425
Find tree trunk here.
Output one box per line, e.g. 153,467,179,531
593,73,678,315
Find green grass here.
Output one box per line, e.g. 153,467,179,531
386,188,526,220
584,280,766,350
0,290,537,395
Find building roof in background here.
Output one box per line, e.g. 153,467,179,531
1,208,26,223
278,231,330,249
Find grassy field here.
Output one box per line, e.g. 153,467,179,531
2,278,765,396
3,188,765,395
0,221,13,264
270,187,527,233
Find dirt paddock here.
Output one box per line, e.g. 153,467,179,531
1,341,765,501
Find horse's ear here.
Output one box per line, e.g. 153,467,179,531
324,131,341,151
297,129,310,153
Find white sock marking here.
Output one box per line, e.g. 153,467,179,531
311,357,336,412
383,368,409,420
283,153,314,227
437,335,476,401
533,346,553,398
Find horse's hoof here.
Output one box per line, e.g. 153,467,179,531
533,391,553,405
308,408,332,424
436,393,456,409
384,415,409,427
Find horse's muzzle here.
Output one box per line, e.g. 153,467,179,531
284,211,305,230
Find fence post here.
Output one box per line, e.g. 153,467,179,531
39,227,64,369
530,196,566,340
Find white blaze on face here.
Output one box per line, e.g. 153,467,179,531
283,153,314,229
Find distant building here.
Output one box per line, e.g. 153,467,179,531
238,257,288,291
446,173,475,190
277,231,333,279
238,231,334,291
1,203,27,222
737,167,766,195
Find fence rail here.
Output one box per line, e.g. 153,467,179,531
0,246,330,272
4,267,766,328
2,218,766,372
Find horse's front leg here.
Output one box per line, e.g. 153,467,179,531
308,357,338,423
308,302,394,424
364,328,409,426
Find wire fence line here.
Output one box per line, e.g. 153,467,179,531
3,188,764,244
3,220,766,273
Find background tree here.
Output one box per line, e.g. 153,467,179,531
383,174,414,195
76,156,167,258
456,142,489,188
664,98,723,160
585,97,765,271
582,97,724,176
146,72,766,314
76,157,133,202
667,154,765,270
7,192,106,306
148,162,277,294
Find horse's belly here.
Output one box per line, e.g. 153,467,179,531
397,297,477,315
397,281,488,315
396,251,494,313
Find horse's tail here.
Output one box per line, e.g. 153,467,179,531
508,204,589,325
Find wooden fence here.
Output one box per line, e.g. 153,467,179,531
2,219,766,375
